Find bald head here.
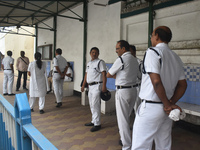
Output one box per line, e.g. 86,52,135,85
154,26,172,43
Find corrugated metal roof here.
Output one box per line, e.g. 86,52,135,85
0,0,84,28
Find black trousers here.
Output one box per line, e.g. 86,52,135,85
16,71,27,89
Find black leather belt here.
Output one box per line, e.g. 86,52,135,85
142,100,162,104
4,69,12,70
54,71,64,73
88,82,103,86
116,84,138,89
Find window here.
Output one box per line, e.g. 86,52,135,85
37,44,53,60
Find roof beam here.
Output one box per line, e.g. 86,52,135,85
0,1,24,24
58,1,83,20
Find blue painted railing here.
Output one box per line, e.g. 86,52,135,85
0,93,58,150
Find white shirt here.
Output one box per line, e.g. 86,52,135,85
108,51,139,86
139,43,185,101
86,58,106,84
53,55,68,72
2,56,14,70
64,67,73,82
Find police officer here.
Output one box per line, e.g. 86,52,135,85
81,47,107,132
53,48,68,107
129,45,142,112
107,40,139,150
131,26,187,150
1,51,15,96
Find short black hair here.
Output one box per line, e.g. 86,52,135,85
130,45,136,52
155,27,172,43
130,45,136,56
7,51,12,56
90,47,99,54
21,51,25,56
117,40,130,51
56,48,62,55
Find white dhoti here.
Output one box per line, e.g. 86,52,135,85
132,101,173,150
116,87,137,150
88,84,102,126
3,70,14,94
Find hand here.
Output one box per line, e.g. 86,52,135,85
81,86,85,92
164,104,182,115
60,73,65,79
102,87,107,93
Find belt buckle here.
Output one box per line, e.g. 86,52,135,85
119,86,122,89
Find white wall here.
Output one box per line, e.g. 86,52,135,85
87,0,121,63
57,4,84,92
121,0,200,63
0,27,35,75
0,33,6,55
38,0,121,92
38,18,54,47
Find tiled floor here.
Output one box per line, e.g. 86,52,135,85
1,71,200,150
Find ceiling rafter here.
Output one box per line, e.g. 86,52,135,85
0,0,84,28
0,0,85,36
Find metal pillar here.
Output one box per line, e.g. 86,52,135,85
148,0,155,47
53,15,57,57
82,0,88,78
35,25,38,53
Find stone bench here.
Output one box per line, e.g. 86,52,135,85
63,81,74,97
81,89,116,114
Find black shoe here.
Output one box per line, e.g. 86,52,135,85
119,140,123,146
23,88,28,90
47,89,52,94
85,123,94,126
16,89,19,91
31,109,34,112
56,102,62,107
8,93,15,96
40,110,44,114
3,93,8,96
90,125,101,132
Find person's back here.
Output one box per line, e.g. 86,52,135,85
132,26,187,150
53,48,68,107
34,61,46,79
54,55,67,72
140,43,185,101
115,53,139,86
2,56,13,69
158,43,184,97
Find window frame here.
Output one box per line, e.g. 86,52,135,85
37,44,53,60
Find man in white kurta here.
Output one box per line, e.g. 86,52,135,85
107,40,139,150
1,51,15,96
132,26,187,150
81,47,107,132
28,58,48,114
53,48,68,107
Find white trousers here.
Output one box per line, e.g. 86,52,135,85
132,101,173,150
53,73,64,103
116,88,137,150
3,70,14,94
88,84,102,126
29,97,45,110
134,86,141,113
